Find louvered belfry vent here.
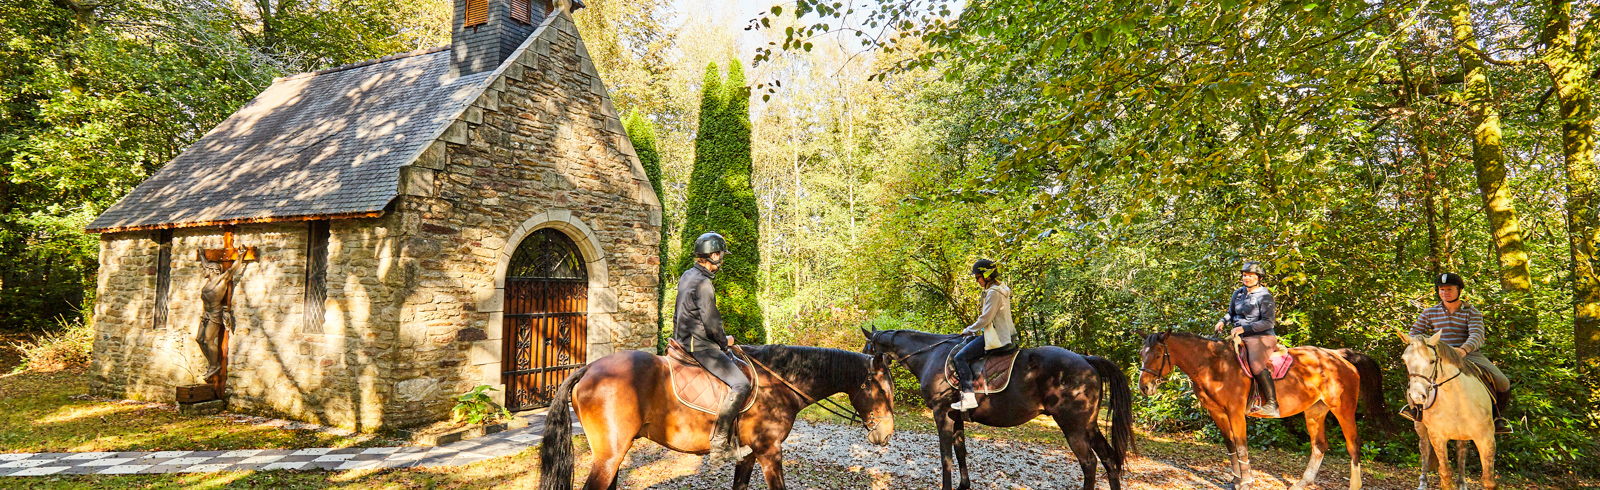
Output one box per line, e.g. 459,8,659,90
450,0,552,77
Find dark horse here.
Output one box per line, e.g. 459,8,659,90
861,327,1134,490
1137,331,1391,490
539,344,896,490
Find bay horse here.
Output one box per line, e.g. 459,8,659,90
1137,331,1390,490
861,327,1134,490
1397,330,1497,490
538,344,896,490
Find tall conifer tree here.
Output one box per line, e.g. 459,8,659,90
624,109,668,351
679,60,764,344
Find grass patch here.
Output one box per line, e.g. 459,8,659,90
0,367,397,453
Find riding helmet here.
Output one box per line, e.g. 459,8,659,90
693,232,731,257
971,259,998,280
1241,260,1267,277
1434,272,1466,290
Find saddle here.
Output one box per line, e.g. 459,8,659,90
664,339,759,414
943,344,1022,394
1235,340,1294,380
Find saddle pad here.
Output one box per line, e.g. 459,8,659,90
944,348,1022,394
664,345,759,415
1237,349,1294,380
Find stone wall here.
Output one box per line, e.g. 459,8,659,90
389,10,660,420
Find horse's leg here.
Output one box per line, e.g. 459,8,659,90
1456,441,1468,489
758,450,788,490
952,414,971,490
1330,400,1362,490
1088,425,1121,490
580,425,638,490
1474,435,1496,490
1429,432,1456,490
1056,415,1099,490
1230,408,1254,490
935,408,958,490
1201,401,1242,486
1290,403,1330,490
1416,423,1434,490
732,452,758,490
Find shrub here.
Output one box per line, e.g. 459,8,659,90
452,385,511,424
14,315,93,372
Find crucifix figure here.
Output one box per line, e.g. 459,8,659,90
196,248,247,382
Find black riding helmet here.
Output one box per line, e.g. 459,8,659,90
971,259,998,280
1241,260,1267,277
1434,272,1465,289
694,232,731,264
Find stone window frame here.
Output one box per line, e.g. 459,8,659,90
471,209,613,403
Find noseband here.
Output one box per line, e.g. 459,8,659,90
1408,343,1462,411
1140,339,1172,378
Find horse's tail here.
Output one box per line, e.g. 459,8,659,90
1338,348,1394,434
1085,355,1134,464
539,364,590,490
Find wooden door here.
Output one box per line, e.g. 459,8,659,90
502,229,588,411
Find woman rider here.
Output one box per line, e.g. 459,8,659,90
1214,260,1280,417
951,259,1015,411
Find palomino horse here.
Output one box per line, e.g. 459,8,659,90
538,344,895,490
1398,330,1497,490
862,327,1133,490
1137,331,1390,490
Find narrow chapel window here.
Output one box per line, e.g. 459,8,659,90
510,0,531,23
152,229,172,329
465,0,489,27
304,220,330,334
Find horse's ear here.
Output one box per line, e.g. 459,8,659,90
1426,330,1443,346
1393,329,1413,344
861,326,873,339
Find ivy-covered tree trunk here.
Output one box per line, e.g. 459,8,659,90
679,61,764,344
1540,0,1600,365
1450,0,1535,330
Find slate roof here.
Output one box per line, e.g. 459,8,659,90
86,47,492,232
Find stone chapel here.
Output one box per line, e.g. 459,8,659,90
85,0,661,430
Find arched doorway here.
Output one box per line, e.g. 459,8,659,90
502,228,588,411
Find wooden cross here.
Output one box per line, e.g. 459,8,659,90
197,226,257,395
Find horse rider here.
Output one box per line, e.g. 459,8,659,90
674,231,753,463
951,259,1015,411
1403,273,1513,434
1214,260,1280,417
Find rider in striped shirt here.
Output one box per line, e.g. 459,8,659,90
1402,273,1512,434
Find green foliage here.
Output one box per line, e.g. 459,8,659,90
679,61,764,344
13,312,93,373
625,109,669,352
452,385,511,425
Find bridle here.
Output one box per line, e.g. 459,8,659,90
738,347,892,433
1139,336,1173,378
1407,343,1462,411
870,330,963,368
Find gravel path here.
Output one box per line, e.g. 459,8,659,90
597,420,1379,490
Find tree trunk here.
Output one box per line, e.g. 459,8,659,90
1540,0,1600,365
1451,0,1537,333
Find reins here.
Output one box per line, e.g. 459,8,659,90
735,347,888,432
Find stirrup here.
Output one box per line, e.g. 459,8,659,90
1494,418,1513,435
1400,405,1419,423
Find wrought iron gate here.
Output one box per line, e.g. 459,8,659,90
502,229,588,411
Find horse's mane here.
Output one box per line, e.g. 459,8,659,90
742,344,871,389
1147,331,1231,356
1416,335,1466,368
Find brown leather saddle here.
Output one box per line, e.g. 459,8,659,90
943,344,1022,394
665,339,759,414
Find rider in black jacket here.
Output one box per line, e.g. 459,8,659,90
674,232,752,464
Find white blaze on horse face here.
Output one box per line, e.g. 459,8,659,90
1402,341,1434,406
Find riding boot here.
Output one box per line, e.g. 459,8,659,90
706,392,752,464
1493,390,1513,434
1250,369,1280,418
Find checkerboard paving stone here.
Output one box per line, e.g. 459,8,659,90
0,410,571,477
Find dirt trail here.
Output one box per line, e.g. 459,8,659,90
593,420,1420,490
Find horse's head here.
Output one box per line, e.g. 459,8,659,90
859,325,894,359
1397,329,1452,408
849,348,897,445
1136,330,1175,397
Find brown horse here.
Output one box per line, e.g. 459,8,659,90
538,344,896,490
1137,331,1391,490
862,327,1134,490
